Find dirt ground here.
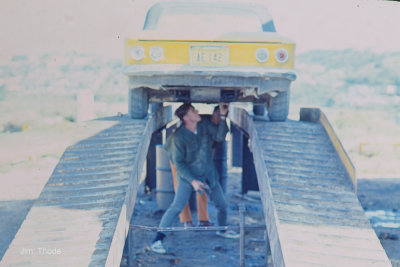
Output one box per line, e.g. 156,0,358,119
357,178,400,266
120,168,272,267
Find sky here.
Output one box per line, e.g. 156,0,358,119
267,0,400,53
0,0,399,59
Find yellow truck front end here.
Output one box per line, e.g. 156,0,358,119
124,0,296,121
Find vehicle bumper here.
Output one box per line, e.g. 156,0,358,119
123,64,296,101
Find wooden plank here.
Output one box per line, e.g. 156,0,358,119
1,107,172,267
229,107,391,267
300,108,357,191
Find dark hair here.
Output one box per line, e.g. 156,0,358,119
213,105,220,113
175,103,194,121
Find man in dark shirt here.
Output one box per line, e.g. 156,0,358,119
210,105,228,193
151,103,239,254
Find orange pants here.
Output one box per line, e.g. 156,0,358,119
170,162,209,223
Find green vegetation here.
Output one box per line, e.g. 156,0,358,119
64,115,76,123
2,122,22,133
292,49,400,110
297,49,400,87
0,84,6,101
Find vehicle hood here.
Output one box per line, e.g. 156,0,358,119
134,31,295,43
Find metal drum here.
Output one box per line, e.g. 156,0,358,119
156,144,175,210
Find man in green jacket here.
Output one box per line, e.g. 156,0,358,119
151,103,239,254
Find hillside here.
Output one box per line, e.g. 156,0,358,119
292,49,400,108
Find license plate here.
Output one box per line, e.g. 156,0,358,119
190,46,228,66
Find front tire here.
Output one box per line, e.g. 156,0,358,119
267,89,290,121
129,87,149,119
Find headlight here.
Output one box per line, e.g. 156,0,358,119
275,48,289,63
255,48,269,63
149,46,164,61
129,45,145,60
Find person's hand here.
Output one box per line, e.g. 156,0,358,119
219,103,229,116
191,179,209,193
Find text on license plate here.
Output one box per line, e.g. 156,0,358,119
190,46,228,66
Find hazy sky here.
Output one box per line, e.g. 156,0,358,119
0,0,399,59
268,0,400,53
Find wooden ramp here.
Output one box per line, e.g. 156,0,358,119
0,107,171,267
1,105,391,267
229,107,391,267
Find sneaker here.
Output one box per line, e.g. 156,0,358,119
150,240,166,254
216,230,240,239
198,221,214,227
183,221,194,227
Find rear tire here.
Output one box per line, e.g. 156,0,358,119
267,89,290,121
129,87,149,119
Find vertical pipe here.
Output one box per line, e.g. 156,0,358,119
239,203,246,267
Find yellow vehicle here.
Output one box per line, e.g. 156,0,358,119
124,0,296,121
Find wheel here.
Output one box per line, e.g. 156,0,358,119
129,87,149,119
267,89,290,121
253,104,265,116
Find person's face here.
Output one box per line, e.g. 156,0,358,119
211,109,220,125
184,107,201,123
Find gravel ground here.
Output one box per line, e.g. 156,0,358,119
357,178,400,266
120,168,272,267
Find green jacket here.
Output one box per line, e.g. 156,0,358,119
165,116,228,188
